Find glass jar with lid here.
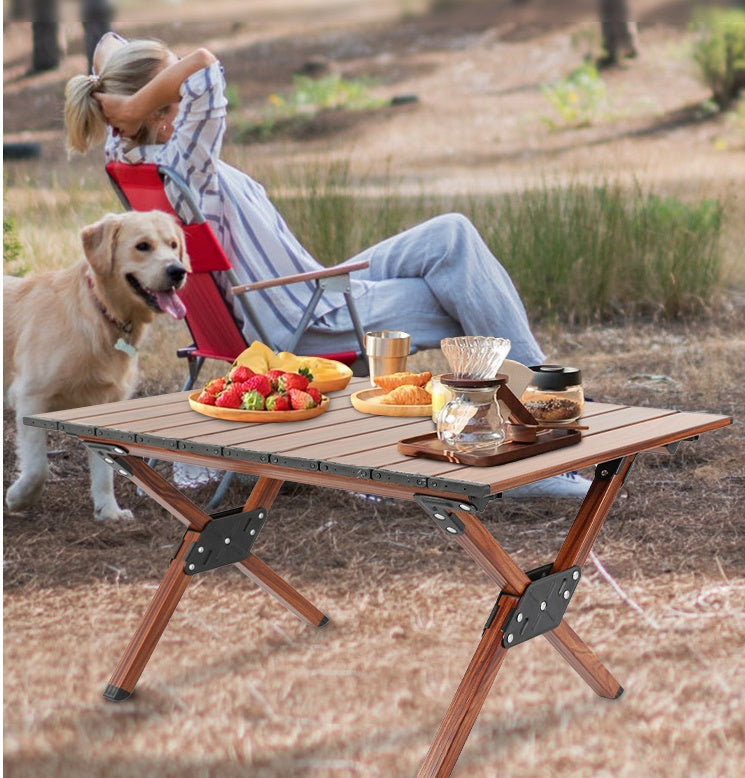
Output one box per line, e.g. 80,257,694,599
521,365,585,423
436,375,506,452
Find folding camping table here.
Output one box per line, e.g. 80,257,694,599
25,378,731,777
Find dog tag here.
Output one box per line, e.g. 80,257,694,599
114,338,138,358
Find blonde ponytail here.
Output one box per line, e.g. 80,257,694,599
64,74,108,154
63,38,171,155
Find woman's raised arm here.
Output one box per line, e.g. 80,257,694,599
94,48,216,138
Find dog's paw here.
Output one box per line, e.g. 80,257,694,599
94,505,135,522
6,480,43,512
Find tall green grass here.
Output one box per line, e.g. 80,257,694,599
269,160,431,263
474,183,723,323
268,164,724,323
4,161,725,323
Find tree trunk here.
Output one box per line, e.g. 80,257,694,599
9,0,30,19
598,0,639,67
82,0,114,71
31,0,60,72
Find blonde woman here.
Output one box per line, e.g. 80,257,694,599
65,33,590,498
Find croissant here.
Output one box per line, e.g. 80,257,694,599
380,385,432,406
374,371,432,392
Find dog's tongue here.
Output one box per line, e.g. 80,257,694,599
156,290,187,320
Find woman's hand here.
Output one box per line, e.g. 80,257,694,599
92,31,127,75
93,92,142,138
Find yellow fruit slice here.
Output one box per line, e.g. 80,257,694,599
232,341,275,373
270,351,301,371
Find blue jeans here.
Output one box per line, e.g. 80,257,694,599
294,213,545,366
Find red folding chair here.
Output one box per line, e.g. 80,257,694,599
106,161,369,392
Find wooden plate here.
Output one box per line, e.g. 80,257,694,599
189,392,329,422
310,364,353,394
350,388,432,417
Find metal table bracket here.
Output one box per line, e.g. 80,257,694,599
490,565,582,648
595,457,629,481
415,494,481,536
183,507,267,575
84,441,133,478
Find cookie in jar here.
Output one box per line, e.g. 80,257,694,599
521,365,585,423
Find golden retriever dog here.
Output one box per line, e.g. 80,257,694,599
4,211,190,521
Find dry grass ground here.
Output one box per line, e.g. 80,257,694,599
3,1,745,776
5,317,744,778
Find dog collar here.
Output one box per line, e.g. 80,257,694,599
85,274,137,357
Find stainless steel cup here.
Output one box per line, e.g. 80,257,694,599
364,330,410,385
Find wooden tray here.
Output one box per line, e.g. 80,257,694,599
189,392,329,422
397,427,581,466
351,388,431,417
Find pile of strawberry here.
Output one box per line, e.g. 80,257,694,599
195,365,322,411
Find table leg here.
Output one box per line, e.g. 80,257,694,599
103,528,200,701
553,455,636,571
538,456,633,699
454,509,622,696
417,594,518,778
237,555,328,627
234,476,328,626
124,462,328,623
545,621,623,699
103,462,327,700
417,467,630,774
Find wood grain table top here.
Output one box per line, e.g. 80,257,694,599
26,377,732,502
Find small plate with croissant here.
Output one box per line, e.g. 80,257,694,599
351,371,433,417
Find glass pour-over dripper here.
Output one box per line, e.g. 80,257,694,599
440,336,511,379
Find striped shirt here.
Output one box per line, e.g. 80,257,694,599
104,61,355,346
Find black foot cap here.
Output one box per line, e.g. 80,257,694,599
614,686,625,699
103,684,133,702
318,615,330,628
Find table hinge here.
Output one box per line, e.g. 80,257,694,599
84,441,133,478
489,565,582,648
414,494,480,536
595,456,630,481
183,506,267,575
665,434,699,455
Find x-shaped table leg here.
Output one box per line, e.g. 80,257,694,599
417,456,635,777
98,453,328,701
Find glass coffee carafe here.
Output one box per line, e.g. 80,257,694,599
436,376,506,452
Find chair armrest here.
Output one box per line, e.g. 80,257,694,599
231,260,369,294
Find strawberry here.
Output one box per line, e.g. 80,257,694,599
242,373,273,397
240,389,265,411
234,380,258,394
265,392,291,412
203,376,226,395
307,387,322,405
264,369,286,390
278,371,309,393
215,385,244,409
196,390,217,405
288,388,316,410
227,364,255,384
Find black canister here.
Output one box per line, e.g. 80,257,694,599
521,365,585,422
